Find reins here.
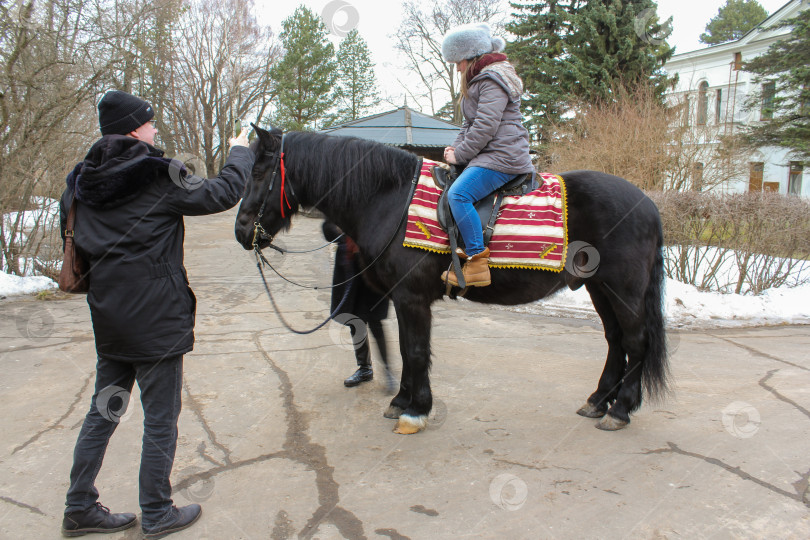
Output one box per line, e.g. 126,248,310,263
274,235,344,254
255,254,354,335
249,131,423,333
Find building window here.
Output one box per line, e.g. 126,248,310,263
733,52,742,70
789,162,803,195
715,89,723,123
697,82,709,125
749,162,764,192
761,81,775,120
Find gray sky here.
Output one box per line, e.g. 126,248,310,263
256,0,791,113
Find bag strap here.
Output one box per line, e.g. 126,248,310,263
65,193,77,239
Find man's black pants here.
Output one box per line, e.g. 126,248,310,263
65,355,183,528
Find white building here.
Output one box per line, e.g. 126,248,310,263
663,0,807,196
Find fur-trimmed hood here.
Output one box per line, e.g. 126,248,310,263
67,135,179,209
474,62,524,102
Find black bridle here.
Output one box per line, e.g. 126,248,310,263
251,133,344,254
251,132,294,253
248,128,423,334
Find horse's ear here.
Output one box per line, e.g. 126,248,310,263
250,122,273,147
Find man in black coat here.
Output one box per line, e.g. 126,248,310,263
59,90,253,538
322,221,397,393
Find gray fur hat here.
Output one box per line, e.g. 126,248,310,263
442,23,506,63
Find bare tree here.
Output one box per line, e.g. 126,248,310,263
0,0,159,276
665,93,751,192
393,0,503,121
170,0,278,176
1,0,276,276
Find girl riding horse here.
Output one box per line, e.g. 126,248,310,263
441,23,535,287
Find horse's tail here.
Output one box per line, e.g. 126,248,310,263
642,221,670,403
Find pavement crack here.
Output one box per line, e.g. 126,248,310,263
644,442,809,507
375,528,412,539
710,336,809,372
492,457,591,475
172,451,286,493
0,495,46,516
272,509,295,540
183,381,232,466
12,371,93,455
252,332,366,540
492,458,547,472
196,441,225,467
0,336,93,354
410,504,438,516
266,344,342,354
794,468,810,506
194,337,257,343
759,369,810,421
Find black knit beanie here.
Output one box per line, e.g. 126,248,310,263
98,90,154,135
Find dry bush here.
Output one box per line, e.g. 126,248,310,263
647,191,810,294
544,83,751,192
647,191,733,290
545,84,672,189
723,194,810,293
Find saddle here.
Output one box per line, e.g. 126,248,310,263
431,164,538,289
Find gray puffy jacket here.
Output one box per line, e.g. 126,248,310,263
453,62,534,175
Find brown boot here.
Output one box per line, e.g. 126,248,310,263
441,247,491,287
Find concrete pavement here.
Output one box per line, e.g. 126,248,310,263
1,208,809,539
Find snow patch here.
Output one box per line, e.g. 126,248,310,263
499,278,810,329
0,272,57,297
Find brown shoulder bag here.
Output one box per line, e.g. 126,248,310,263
58,196,90,294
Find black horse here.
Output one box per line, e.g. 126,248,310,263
235,126,668,434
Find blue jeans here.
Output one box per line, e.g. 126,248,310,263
447,166,519,256
65,355,183,528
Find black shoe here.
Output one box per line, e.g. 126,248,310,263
344,366,373,387
62,502,136,537
143,504,202,539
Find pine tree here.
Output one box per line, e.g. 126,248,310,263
507,0,673,146
506,1,580,143
565,0,674,103
331,29,380,124
699,0,768,45
743,8,810,164
270,6,337,131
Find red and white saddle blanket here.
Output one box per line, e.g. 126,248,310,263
403,160,569,272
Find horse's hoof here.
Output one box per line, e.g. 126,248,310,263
576,402,606,418
393,414,427,434
383,405,404,419
596,414,629,431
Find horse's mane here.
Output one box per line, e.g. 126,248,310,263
284,131,421,208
